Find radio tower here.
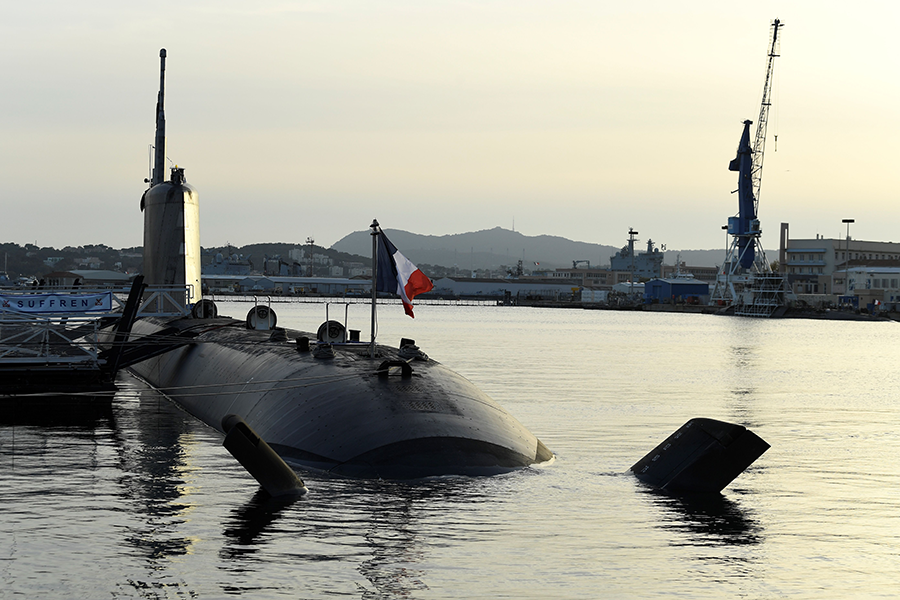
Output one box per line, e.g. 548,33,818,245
711,19,790,316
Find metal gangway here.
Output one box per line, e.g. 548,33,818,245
0,284,190,375
732,273,790,317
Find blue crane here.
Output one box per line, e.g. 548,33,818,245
727,18,782,270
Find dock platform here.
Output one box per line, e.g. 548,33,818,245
0,280,187,396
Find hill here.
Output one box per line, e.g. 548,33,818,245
331,227,731,270
332,227,619,271
0,231,740,282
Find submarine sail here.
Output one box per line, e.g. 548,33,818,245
140,49,201,308
127,50,552,479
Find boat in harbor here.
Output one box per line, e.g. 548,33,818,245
123,49,551,479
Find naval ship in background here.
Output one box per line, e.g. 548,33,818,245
121,50,552,479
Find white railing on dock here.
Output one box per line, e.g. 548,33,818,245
0,285,191,367
204,294,498,307
0,313,105,366
1,285,191,317
137,286,193,317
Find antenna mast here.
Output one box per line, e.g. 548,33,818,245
751,19,781,214
151,49,167,186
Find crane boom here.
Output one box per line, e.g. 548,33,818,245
751,19,782,214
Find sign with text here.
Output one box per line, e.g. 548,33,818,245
1,292,114,313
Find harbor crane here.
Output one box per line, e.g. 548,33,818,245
711,19,790,316
750,18,781,219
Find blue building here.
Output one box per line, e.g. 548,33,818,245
644,277,710,304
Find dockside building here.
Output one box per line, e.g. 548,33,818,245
778,222,900,297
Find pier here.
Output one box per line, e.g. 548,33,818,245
0,280,187,396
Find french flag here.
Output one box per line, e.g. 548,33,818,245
376,231,434,318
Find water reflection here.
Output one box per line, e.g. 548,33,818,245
217,476,487,597
360,516,428,597
112,385,200,563
3,386,469,598
0,380,206,597
356,481,471,598
728,345,757,370
221,489,301,557
0,394,114,428
644,489,763,547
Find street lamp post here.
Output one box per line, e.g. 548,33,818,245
842,218,854,300
722,225,729,273
628,228,638,299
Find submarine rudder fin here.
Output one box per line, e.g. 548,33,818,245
222,414,307,498
630,417,769,494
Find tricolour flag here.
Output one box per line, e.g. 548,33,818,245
376,231,434,318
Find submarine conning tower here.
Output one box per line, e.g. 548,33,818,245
140,48,201,308
141,167,201,306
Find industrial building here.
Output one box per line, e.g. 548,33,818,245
545,268,633,288
201,274,580,303
41,270,134,288
778,222,900,296
431,277,579,302
845,267,900,311
644,277,710,305
202,274,368,296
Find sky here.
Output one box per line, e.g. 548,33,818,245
2,1,899,253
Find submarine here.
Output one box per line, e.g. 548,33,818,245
125,49,552,479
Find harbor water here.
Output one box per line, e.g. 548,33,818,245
2,302,899,598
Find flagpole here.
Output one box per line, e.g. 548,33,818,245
369,219,379,358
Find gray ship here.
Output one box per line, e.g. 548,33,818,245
126,50,552,479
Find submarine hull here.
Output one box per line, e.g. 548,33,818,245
129,50,550,480
128,316,552,479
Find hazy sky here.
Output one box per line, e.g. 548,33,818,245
2,1,898,252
